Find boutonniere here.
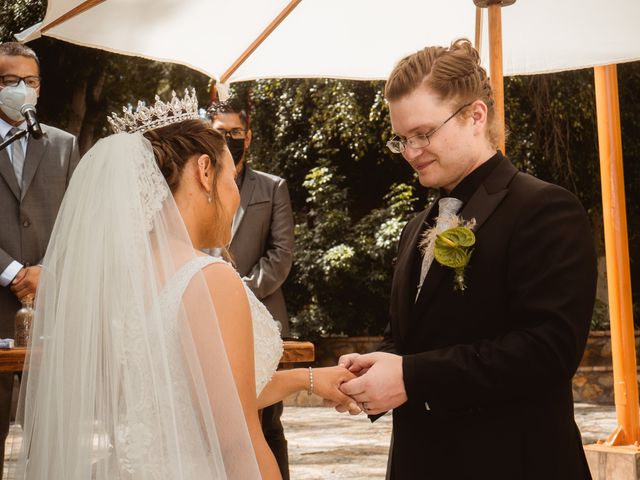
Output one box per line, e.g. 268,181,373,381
435,224,476,291
420,215,476,291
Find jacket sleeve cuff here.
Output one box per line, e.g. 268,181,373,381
0,261,23,287
403,353,435,411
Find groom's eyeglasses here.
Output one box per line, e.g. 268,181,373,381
386,103,471,154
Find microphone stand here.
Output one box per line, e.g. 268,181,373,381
0,128,28,153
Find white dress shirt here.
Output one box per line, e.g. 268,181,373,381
0,117,28,163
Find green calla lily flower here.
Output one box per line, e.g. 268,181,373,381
434,226,476,291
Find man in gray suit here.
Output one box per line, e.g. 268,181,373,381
0,42,79,476
208,99,294,479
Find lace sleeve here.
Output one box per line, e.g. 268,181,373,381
244,287,284,395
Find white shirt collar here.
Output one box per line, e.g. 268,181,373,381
0,117,27,140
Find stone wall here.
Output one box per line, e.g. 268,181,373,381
312,336,383,367
572,331,640,405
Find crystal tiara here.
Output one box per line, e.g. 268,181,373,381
107,88,200,134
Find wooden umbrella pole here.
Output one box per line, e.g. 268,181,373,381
474,7,483,57
473,0,514,154
487,4,505,153
41,0,106,33
220,0,302,84
594,64,640,446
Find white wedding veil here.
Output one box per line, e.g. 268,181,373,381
11,132,261,479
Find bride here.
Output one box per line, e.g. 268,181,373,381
13,89,358,479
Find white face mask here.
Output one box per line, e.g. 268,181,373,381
0,81,38,122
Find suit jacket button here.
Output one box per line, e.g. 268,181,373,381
22,220,30,227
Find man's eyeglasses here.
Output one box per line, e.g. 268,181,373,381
386,103,471,154
0,75,41,89
214,128,247,140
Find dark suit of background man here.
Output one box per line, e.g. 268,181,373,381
207,99,295,480
0,42,79,478
339,39,597,480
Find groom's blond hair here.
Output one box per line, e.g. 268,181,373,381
385,38,500,147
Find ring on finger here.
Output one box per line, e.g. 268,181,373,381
362,402,368,412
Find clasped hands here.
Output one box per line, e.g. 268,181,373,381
319,352,408,416
10,266,41,301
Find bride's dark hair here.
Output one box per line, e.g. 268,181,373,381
143,119,226,192
144,119,231,247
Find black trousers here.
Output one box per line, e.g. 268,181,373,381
261,401,289,480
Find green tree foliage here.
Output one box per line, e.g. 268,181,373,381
289,164,418,338
236,79,419,214
0,0,45,43
232,79,427,338
505,65,640,321
506,71,599,207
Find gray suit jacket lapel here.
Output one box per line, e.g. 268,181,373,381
232,166,257,239
21,131,48,200
0,147,20,200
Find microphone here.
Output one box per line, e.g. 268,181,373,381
20,104,43,140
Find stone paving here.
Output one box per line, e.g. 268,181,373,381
283,403,618,480
284,406,393,480
573,402,618,445
2,403,618,479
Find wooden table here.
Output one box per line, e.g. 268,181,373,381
0,342,315,374
0,347,26,373
281,340,314,364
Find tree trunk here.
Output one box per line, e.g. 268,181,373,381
67,78,87,139
78,66,107,154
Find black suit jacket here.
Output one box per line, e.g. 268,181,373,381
380,154,596,479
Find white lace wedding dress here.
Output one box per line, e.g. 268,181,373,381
167,255,284,395
101,255,283,478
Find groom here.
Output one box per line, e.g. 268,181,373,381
339,39,597,479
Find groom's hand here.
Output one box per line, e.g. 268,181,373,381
338,353,369,376
338,352,408,415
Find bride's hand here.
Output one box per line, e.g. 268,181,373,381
313,366,361,415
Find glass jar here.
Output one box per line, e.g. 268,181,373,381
15,297,34,347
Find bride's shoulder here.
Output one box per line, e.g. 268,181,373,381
200,259,248,304
201,259,238,280
193,251,234,274
199,257,253,353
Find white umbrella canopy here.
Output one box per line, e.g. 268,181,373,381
18,0,640,83
228,0,640,81
18,0,293,79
